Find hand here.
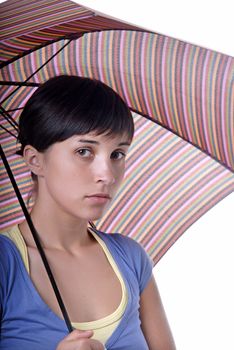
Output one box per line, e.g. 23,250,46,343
56,329,105,350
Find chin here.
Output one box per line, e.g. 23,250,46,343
87,210,107,221
88,214,104,221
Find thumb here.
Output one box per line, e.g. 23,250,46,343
66,329,94,340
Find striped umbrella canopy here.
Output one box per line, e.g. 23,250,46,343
0,0,233,264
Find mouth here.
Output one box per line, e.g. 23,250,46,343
85,193,111,204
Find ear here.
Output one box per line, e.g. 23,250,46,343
23,145,44,177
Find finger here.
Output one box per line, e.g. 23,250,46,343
69,337,105,350
87,339,105,350
64,329,94,341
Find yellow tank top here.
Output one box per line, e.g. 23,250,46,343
3,226,128,344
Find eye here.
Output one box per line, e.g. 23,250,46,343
76,148,92,158
111,150,126,160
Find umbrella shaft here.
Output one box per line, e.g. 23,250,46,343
0,144,73,333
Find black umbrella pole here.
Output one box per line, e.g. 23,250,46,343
0,145,73,333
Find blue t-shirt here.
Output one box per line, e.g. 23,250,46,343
0,230,153,350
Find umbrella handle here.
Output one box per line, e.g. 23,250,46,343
0,144,73,333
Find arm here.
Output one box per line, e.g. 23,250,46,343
139,276,176,350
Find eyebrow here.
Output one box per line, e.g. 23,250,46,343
78,139,131,146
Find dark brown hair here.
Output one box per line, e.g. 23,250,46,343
18,75,134,155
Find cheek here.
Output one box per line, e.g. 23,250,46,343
114,165,126,186
45,155,89,182
43,160,83,195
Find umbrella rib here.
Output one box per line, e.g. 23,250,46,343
0,31,84,70
5,107,24,112
0,38,74,105
0,105,19,130
0,144,73,333
0,81,40,87
0,27,150,70
130,107,234,173
0,124,17,139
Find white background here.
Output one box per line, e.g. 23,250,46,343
1,1,233,348
76,1,234,349
78,0,234,56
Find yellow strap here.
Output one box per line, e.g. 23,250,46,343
2,226,128,344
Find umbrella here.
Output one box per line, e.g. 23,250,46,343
0,0,234,266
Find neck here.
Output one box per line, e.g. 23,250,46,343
20,201,92,251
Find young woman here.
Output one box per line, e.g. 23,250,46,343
0,76,176,350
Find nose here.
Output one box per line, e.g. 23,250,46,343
94,159,116,185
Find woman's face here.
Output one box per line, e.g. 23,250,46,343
37,132,131,221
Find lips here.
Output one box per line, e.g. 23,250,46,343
86,193,111,199
85,193,111,204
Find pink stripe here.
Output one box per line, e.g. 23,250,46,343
117,150,204,238
31,49,38,82
2,8,88,33
221,57,232,166
145,170,229,250
98,32,105,82
0,86,12,101
107,140,189,232
154,182,233,261
119,32,131,105
140,33,152,115
195,49,206,150
133,116,150,138
154,185,233,263
0,216,24,229
1,154,20,161
0,135,14,143
1,39,29,51
75,37,81,76
0,197,23,207
126,132,173,176
1,0,69,18
0,172,30,184
129,31,140,109
131,157,210,236
9,61,16,82
52,43,59,76
201,50,211,152
125,127,165,171
161,37,172,128
181,45,192,140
